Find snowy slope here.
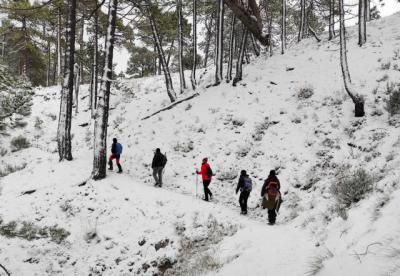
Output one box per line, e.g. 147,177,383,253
1,12,400,276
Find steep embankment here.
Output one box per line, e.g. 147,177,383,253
1,13,400,276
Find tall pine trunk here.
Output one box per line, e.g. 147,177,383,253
298,0,305,42
281,0,286,54
177,0,186,93
366,0,371,21
92,0,118,180
226,14,236,83
251,34,260,56
190,0,197,90
268,10,273,57
233,27,248,86
57,7,62,85
328,0,335,40
74,63,80,114
339,0,364,117
147,5,177,102
57,0,76,161
203,14,214,68
215,0,224,85
358,0,366,46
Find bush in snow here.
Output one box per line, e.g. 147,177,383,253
0,147,7,157
173,140,194,153
252,117,271,141
0,163,27,177
306,248,334,276
387,88,400,115
297,85,314,99
380,61,391,70
330,166,374,208
10,135,30,151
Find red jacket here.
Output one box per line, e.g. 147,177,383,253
198,163,212,181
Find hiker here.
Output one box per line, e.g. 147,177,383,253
108,138,123,173
236,170,252,215
196,158,214,201
152,148,167,187
261,170,281,224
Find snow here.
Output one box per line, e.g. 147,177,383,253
1,12,400,276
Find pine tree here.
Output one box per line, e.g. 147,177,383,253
92,0,118,180
214,0,224,85
190,0,197,90
177,0,186,93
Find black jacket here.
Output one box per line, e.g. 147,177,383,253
152,152,166,168
236,175,245,194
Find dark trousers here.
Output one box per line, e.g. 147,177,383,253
203,180,212,201
239,191,250,213
268,209,277,224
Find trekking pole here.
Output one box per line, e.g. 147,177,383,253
195,170,198,198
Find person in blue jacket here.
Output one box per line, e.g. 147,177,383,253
108,138,123,173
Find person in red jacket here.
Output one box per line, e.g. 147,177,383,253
196,157,214,201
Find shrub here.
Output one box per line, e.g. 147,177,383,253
173,140,194,153
387,89,400,115
330,167,374,208
380,61,391,70
0,163,27,177
34,117,43,129
0,148,7,157
10,136,30,151
297,85,314,99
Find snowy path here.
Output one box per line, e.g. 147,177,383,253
0,151,315,275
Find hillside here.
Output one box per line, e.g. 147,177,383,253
1,12,400,276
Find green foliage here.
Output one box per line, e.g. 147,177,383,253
386,84,400,115
0,64,33,131
126,46,155,77
10,135,30,151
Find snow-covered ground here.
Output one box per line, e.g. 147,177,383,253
1,12,400,276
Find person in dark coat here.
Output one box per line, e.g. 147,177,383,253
236,170,252,215
108,138,123,173
261,170,281,224
196,158,214,201
152,148,167,187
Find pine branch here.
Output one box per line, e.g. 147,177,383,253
0,263,10,276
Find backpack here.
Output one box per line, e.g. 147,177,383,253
266,181,279,198
161,153,168,167
206,165,213,178
115,143,123,154
243,177,252,192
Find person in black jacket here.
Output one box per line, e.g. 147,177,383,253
152,148,167,187
236,170,252,215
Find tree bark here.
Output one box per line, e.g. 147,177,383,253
281,0,286,54
177,0,186,93
203,14,214,68
92,0,118,180
74,63,80,114
233,28,248,86
366,0,371,21
224,0,268,46
251,34,260,56
226,14,236,83
339,0,364,117
215,0,225,85
57,7,62,85
358,0,366,46
147,5,177,102
328,0,335,40
298,0,305,42
57,0,76,161
190,0,197,90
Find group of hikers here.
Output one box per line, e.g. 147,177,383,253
108,138,282,225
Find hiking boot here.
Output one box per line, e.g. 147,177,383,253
108,160,113,170
117,164,122,173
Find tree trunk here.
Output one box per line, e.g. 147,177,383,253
281,0,286,54
366,0,371,21
339,0,364,117
177,0,186,93
57,0,76,161
190,0,197,90
233,28,248,86
79,16,84,83
57,8,62,85
329,0,335,40
215,0,225,85
298,0,305,42
268,10,273,57
147,5,177,102
166,39,175,67
224,0,268,46
92,0,118,180
74,63,80,114
46,30,51,87
358,0,366,46
226,14,236,83
251,34,260,56
153,44,157,74
203,13,214,68
93,8,99,111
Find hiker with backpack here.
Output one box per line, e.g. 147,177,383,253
261,170,281,224
108,138,123,173
196,158,214,201
152,148,167,187
236,170,252,215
